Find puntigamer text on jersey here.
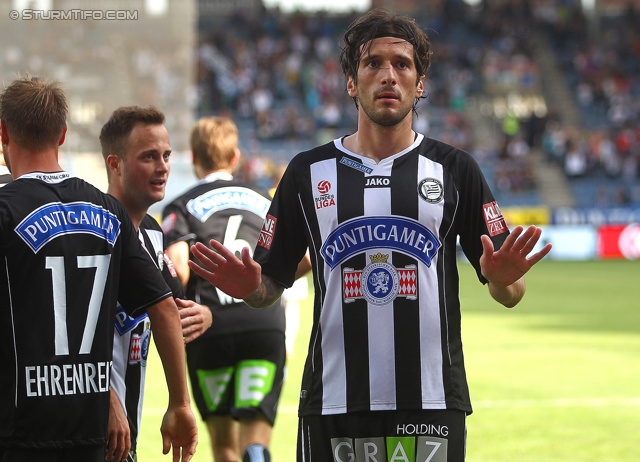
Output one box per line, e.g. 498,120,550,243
16,201,121,252
320,216,441,269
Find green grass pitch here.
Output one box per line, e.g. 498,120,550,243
137,259,640,461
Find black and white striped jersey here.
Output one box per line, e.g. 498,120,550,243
111,214,184,452
254,135,510,417
161,172,285,338
0,173,172,448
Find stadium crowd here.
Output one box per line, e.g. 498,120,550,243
195,1,638,207
0,0,636,206
541,1,640,205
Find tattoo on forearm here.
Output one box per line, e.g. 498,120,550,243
244,276,284,308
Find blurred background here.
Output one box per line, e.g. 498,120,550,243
1,0,639,260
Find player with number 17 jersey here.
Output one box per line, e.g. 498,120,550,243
0,172,172,448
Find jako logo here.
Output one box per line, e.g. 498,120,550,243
318,180,331,194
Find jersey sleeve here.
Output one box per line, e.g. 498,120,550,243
253,156,309,289
162,251,185,299
454,151,510,284
141,214,185,300
117,209,172,316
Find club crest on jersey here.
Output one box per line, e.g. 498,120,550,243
130,320,151,366
483,201,508,236
343,253,417,305
15,201,121,253
418,178,444,203
320,216,440,269
315,180,336,210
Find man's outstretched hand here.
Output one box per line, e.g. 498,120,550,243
480,224,552,288
189,239,262,300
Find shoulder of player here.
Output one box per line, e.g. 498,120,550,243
164,181,218,206
102,191,136,218
140,213,162,232
274,142,336,178
231,180,273,200
417,136,479,170
186,180,272,200
0,179,19,199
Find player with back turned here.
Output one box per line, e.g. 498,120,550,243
162,116,289,462
0,76,197,462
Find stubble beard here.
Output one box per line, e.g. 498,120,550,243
359,97,413,127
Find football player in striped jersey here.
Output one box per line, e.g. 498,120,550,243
188,9,552,462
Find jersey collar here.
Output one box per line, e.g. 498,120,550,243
199,171,233,185
17,171,73,183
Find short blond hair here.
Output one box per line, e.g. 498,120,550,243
0,76,67,151
190,116,238,171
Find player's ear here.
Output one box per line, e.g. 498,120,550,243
57,124,67,146
346,75,357,97
415,75,425,98
106,154,122,176
230,148,241,168
0,121,8,145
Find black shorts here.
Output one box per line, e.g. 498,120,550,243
186,330,286,425
298,409,467,462
0,446,104,462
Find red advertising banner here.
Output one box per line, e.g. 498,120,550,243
597,224,640,260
